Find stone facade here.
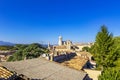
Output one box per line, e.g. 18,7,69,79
54,36,73,52
54,36,93,52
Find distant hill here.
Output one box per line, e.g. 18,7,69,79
0,41,15,46
42,44,54,48
42,44,48,48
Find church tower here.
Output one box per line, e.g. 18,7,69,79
48,42,50,49
58,36,62,46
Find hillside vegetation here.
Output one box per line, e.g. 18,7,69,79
7,43,49,61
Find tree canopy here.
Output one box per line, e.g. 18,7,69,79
91,26,119,69
0,46,15,51
90,26,120,79
98,68,120,80
7,43,49,61
82,46,90,52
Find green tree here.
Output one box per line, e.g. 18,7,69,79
0,46,15,51
113,37,120,69
14,44,28,50
7,43,49,61
114,37,120,54
82,46,90,52
98,68,120,80
8,50,23,61
7,56,14,62
23,43,45,59
92,25,118,69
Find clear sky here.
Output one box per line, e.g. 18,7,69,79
0,0,120,44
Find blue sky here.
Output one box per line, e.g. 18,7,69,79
0,0,120,44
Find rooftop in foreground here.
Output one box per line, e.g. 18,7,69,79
61,56,88,70
1,58,89,80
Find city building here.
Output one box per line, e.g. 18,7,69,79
54,36,73,52
53,36,93,52
45,36,94,64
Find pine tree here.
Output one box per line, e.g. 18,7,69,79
92,25,118,69
98,68,120,80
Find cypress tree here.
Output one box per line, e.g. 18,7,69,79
92,25,118,69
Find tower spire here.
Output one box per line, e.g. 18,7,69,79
58,36,62,46
48,42,50,49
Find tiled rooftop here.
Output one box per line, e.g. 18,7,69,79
62,56,88,70
1,58,87,80
0,66,16,80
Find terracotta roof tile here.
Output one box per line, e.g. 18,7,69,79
62,56,88,70
1,58,87,80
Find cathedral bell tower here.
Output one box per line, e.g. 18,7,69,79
58,36,62,46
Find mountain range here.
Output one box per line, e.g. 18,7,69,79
0,41,15,46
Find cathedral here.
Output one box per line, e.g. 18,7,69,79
53,36,74,52
53,36,92,52
47,36,93,54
